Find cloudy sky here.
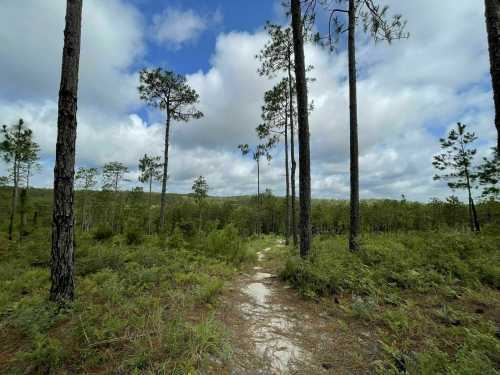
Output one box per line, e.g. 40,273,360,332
0,0,496,201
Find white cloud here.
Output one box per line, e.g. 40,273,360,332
0,0,496,202
152,7,221,49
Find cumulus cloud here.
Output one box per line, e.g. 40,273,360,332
152,7,222,49
0,0,495,202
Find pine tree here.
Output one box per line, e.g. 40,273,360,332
139,68,203,231
102,162,129,233
0,119,39,241
308,0,407,251
291,0,312,258
433,123,481,232
75,167,98,231
485,0,500,152
50,0,83,303
138,154,162,234
192,176,209,232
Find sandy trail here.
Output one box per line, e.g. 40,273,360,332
212,242,330,374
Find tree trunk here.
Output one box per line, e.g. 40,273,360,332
19,188,27,241
8,159,19,241
470,196,481,232
257,157,261,207
148,175,152,235
288,60,298,247
485,0,500,152
284,110,291,245
291,0,312,258
159,113,171,231
50,0,82,304
348,0,360,251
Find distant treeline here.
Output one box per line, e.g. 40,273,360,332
1,187,498,239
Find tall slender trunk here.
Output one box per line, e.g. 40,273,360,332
257,157,261,207
485,0,500,152
465,168,481,232
50,0,83,303
8,158,19,241
288,59,298,247
291,0,312,258
348,0,360,251
148,175,153,235
159,112,171,231
19,188,27,241
284,110,291,245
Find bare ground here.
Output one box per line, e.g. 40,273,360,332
207,241,381,375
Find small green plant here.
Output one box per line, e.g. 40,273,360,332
126,227,144,246
92,225,113,241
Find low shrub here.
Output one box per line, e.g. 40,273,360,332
92,225,113,242
126,227,144,246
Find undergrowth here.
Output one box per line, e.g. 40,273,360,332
0,225,253,374
280,231,500,374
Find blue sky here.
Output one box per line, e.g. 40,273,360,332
0,0,496,201
131,0,280,74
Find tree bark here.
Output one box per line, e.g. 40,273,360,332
257,156,261,207
159,112,171,231
348,0,361,251
148,175,153,235
50,0,82,304
284,110,291,245
8,158,19,241
291,0,312,258
465,169,481,232
485,0,500,152
288,58,298,247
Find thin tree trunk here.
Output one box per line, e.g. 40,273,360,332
288,61,298,247
257,157,261,207
19,188,27,241
148,175,152,235
50,0,83,303
291,0,312,258
284,110,291,245
348,0,360,251
485,0,500,152
465,166,481,232
8,159,19,241
159,113,171,231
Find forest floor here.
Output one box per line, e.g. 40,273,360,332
209,240,379,374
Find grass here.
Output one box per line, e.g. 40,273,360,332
0,227,256,374
280,231,500,374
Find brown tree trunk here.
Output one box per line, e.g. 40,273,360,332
50,0,82,303
288,60,298,247
284,110,291,245
148,175,153,235
257,156,261,207
8,159,19,241
348,0,361,251
485,0,500,152
291,0,312,258
159,113,171,231
19,188,27,241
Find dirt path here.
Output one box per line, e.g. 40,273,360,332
206,240,377,374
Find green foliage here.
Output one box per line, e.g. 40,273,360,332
15,334,67,374
204,224,256,265
138,68,204,122
0,229,235,373
282,232,500,375
92,225,113,241
126,226,144,246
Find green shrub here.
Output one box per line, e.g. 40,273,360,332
126,227,144,246
15,334,67,374
92,225,113,241
204,224,254,265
